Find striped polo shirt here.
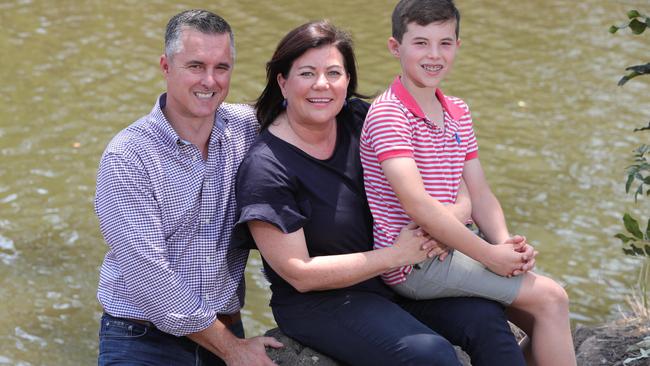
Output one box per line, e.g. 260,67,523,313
360,76,478,285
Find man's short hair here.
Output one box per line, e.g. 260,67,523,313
391,0,460,42
164,9,235,59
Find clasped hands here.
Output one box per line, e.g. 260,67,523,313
413,226,537,277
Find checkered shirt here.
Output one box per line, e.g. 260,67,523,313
95,94,258,336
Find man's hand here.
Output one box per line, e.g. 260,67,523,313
187,319,283,366
222,336,283,366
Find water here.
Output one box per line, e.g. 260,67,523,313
1,0,649,364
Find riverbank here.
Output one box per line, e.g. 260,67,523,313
575,316,649,366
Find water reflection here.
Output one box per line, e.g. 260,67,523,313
1,0,649,364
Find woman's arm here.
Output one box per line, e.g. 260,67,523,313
248,221,432,292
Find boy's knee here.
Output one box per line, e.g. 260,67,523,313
542,280,570,312
401,334,460,366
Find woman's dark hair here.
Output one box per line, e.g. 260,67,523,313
255,20,364,130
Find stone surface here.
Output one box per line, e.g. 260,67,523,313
573,317,649,366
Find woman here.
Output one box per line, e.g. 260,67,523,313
233,21,527,366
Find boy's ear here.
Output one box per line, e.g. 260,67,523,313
387,37,400,58
457,38,462,48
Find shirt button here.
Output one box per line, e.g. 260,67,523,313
202,218,210,224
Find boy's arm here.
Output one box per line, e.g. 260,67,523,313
461,158,510,244
381,157,525,276
446,178,472,223
463,158,537,273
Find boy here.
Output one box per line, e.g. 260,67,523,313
360,1,576,365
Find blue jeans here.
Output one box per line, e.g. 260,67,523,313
98,313,245,366
274,291,525,366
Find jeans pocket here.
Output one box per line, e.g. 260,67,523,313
100,316,149,340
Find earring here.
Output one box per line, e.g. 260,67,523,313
281,99,288,108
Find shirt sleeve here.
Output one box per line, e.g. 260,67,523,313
231,148,309,250
460,106,479,161
363,102,415,163
95,152,216,336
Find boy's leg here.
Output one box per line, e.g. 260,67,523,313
508,272,576,366
398,296,526,366
273,291,461,366
393,250,523,304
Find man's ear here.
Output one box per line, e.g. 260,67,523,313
387,37,401,58
160,54,170,76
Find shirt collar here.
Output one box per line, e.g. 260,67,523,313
149,93,226,149
390,76,467,121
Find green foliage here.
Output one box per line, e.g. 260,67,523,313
611,10,650,316
623,336,650,365
625,144,650,202
611,9,650,259
609,10,650,86
615,213,650,256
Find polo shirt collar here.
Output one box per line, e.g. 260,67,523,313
390,76,467,121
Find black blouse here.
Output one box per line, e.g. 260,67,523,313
232,99,392,305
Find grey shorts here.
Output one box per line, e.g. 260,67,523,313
391,250,524,305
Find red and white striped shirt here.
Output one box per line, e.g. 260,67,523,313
360,77,479,285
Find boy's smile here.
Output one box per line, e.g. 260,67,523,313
388,20,460,94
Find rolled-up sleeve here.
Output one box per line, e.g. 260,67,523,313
96,152,215,335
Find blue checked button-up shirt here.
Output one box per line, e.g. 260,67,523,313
95,94,258,336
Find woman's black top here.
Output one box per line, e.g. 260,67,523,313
232,99,393,305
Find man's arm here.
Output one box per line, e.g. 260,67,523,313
97,152,282,365
96,152,216,333
380,157,524,277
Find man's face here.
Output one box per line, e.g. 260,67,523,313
160,28,233,124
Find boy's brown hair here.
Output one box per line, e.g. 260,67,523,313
391,0,460,42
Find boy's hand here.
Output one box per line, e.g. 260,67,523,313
483,243,528,277
499,235,538,276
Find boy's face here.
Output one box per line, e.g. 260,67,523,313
388,20,460,91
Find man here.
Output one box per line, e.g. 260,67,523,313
95,9,281,365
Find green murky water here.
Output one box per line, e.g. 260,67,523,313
1,0,648,364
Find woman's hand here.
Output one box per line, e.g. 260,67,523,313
391,222,443,266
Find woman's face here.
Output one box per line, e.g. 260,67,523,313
277,45,350,126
